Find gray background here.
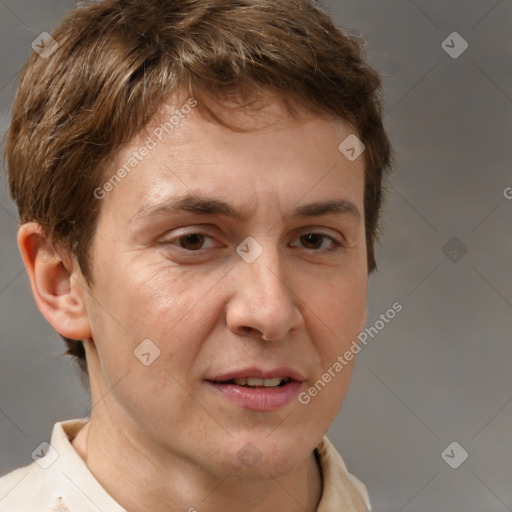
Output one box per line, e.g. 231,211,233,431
0,1,511,510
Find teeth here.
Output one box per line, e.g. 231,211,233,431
249,377,281,387
232,377,289,387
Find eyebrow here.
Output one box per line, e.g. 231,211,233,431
287,199,361,221
130,194,361,224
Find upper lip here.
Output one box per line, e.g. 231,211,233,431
206,367,306,383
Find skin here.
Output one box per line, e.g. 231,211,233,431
18,97,368,512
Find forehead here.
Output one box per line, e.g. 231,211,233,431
97,95,364,225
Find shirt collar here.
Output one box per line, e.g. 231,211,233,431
315,436,371,511
49,419,127,511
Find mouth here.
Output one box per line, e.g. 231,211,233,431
205,367,305,411
215,376,292,388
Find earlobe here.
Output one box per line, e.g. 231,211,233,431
17,222,92,341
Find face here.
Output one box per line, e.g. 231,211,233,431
81,97,368,478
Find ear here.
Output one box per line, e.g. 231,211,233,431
17,222,92,340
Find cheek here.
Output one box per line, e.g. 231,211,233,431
84,263,229,430
302,270,367,412
88,260,227,377
312,271,367,343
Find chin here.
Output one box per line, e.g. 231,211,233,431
219,434,309,479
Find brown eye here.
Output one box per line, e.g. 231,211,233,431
178,234,205,250
291,232,343,253
300,234,325,249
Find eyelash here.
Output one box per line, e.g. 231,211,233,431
160,231,344,254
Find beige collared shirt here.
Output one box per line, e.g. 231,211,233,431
0,419,371,511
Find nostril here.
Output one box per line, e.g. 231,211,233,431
240,326,257,336
237,325,269,340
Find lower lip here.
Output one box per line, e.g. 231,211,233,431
206,381,302,411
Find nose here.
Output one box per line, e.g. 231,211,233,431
226,248,304,341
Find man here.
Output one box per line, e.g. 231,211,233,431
0,0,391,510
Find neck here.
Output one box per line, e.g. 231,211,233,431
71,411,323,512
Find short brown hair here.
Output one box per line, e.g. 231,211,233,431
5,0,392,373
